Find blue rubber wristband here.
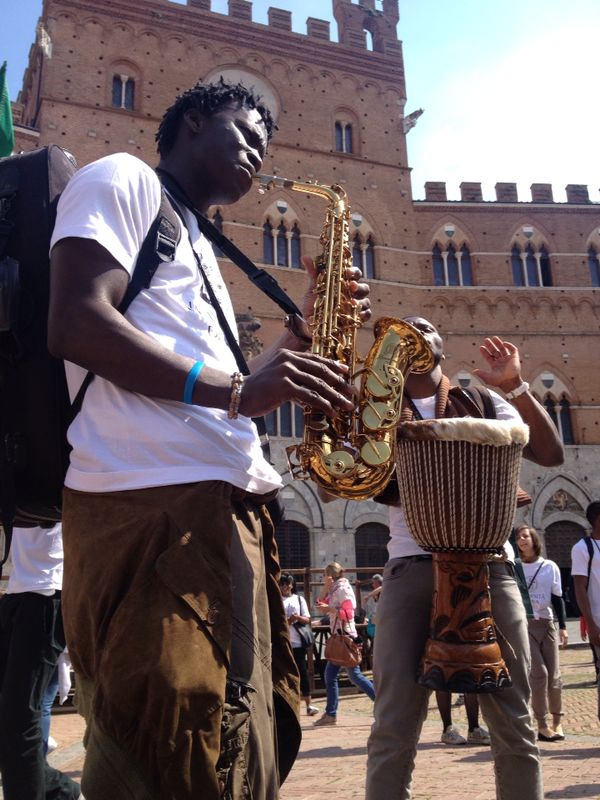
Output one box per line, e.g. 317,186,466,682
183,360,204,404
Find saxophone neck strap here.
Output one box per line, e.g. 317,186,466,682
155,168,305,320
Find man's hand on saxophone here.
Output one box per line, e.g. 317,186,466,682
299,255,372,331
242,253,371,419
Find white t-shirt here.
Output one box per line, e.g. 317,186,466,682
521,558,562,620
282,593,309,648
7,524,64,595
388,390,522,559
50,153,281,495
571,537,600,627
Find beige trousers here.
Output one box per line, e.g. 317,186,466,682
527,618,563,725
366,557,543,800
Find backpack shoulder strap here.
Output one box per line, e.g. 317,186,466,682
585,536,595,583
70,190,180,417
119,188,181,315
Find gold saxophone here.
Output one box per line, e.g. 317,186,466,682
256,174,434,500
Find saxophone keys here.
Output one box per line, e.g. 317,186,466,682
323,450,356,477
360,439,392,467
361,401,400,432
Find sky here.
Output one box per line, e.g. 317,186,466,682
1,0,598,201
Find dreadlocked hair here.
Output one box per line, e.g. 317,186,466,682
155,77,276,157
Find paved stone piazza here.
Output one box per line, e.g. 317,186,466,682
5,630,597,800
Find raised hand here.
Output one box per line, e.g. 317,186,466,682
473,336,522,392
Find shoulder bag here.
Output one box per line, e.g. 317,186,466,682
324,615,362,668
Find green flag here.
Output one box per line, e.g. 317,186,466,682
0,61,15,158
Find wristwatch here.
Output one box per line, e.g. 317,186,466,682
505,381,529,401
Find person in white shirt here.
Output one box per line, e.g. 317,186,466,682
0,523,81,799
366,317,564,800
571,501,600,722
48,79,370,800
279,573,319,717
516,525,567,742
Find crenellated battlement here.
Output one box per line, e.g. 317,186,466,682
422,181,595,205
183,0,400,51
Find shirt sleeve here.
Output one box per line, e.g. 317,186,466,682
298,595,309,617
50,153,161,277
490,390,523,422
571,541,590,577
550,561,562,595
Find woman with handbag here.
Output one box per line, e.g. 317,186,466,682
515,525,568,742
279,573,320,716
313,563,375,726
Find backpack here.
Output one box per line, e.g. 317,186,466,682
566,536,595,617
0,145,180,569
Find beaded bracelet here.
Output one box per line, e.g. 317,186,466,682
228,372,245,419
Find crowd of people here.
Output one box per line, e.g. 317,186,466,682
0,75,598,800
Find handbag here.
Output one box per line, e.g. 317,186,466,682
324,616,362,668
293,621,315,649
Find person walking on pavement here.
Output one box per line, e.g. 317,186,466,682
279,573,319,717
313,562,375,726
516,525,567,742
572,501,600,723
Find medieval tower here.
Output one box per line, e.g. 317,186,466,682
12,0,600,596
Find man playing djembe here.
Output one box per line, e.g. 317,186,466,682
366,317,563,800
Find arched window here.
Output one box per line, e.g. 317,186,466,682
263,219,302,268
352,233,376,279
432,243,444,286
344,124,353,154
431,243,473,286
460,244,473,285
355,523,389,581
334,121,354,154
364,236,375,279
352,236,362,270
544,394,575,444
559,397,574,445
263,220,274,264
588,246,600,287
290,224,301,268
211,209,223,258
511,242,552,287
275,520,310,571
335,121,344,152
112,74,135,110
276,221,287,267
511,244,524,286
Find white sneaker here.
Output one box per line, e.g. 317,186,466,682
47,735,58,753
441,725,467,745
467,725,491,745
306,705,319,716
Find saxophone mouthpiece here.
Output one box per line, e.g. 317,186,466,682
255,174,295,193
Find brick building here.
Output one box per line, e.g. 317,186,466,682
10,0,600,598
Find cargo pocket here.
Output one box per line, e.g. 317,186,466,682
216,679,255,800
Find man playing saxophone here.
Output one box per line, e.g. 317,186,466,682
366,317,563,800
48,78,370,800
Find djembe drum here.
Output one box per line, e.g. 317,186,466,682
396,417,529,693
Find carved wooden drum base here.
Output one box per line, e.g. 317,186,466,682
418,552,512,693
